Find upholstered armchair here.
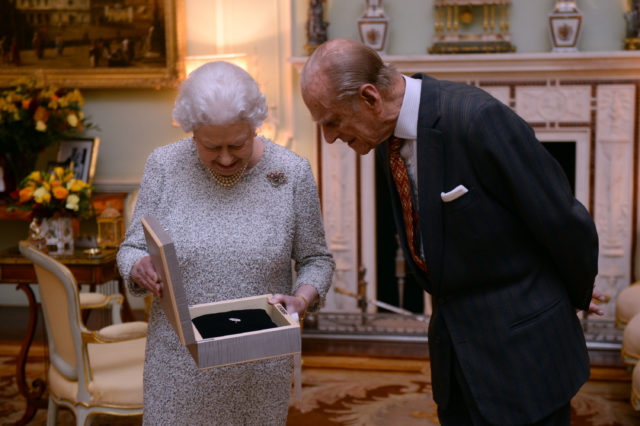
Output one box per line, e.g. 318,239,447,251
616,282,640,330
18,241,148,426
633,363,640,411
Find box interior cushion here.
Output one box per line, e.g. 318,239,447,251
192,308,278,339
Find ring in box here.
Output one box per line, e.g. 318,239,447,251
141,215,301,368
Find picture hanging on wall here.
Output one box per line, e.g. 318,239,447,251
0,0,185,88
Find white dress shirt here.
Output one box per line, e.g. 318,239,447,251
392,75,425,260
394,74,421,205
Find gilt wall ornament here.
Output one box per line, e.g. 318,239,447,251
429,0,515,54
357,0,390,54
305,0,329,55
624,0,640,50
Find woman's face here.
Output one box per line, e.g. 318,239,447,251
193,121,256,176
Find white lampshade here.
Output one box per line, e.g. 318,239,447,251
184,53,249,76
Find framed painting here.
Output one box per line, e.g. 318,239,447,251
56,137,100,184
0,0,185,88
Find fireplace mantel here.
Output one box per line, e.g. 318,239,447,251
290,50,640,81
291,50,640,318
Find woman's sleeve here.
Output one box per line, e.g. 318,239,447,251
291,159,335,311
116,149,165,296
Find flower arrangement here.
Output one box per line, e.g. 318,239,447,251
11,166,94,220
0,77,91,188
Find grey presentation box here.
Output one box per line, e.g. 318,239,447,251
141,215,301,368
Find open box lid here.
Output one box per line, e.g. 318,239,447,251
141,215,196,346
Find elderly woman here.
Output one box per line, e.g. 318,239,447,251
117,61,335,425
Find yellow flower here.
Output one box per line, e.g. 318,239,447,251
19,187,34,203
67,179,86,192
27,171,42,182
52,186,69,200
65,194,80,211
67,113,78,127
53,167,65,179
33,186,51,204
35,120,47,132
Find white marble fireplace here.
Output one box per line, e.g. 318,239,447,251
296,51,640,318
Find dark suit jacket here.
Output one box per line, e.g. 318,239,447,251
376,74,598,425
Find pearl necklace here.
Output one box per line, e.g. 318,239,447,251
207,163,248,188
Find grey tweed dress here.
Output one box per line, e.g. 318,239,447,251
117,137,335,425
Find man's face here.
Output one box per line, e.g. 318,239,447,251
303,84,386,155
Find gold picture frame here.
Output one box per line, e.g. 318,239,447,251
0,0,185,89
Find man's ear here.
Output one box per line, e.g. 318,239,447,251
359,84,381,110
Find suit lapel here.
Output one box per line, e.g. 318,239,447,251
415,74,444,289
417,128,444,288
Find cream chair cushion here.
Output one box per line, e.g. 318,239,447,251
97,321,148,341
48,337,145,406
623,314,640,366
79,292,108,307
616,283,640,329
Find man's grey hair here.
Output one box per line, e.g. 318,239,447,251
302,39,396,104
173,61,268,132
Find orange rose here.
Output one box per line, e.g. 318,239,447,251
19,187,34,203
33,106,50,123
52,186,69,200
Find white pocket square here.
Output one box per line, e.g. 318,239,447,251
441,184,469,202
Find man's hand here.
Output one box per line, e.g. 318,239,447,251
131,256,163,298
586,288,606,316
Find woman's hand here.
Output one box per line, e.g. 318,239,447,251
269,294,308,318
268,284,319,319
131,256,163,298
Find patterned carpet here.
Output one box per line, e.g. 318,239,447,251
1,344,639,426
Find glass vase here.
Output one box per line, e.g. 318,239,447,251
41,217,74,256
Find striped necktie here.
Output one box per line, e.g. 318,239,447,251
388,137,427,273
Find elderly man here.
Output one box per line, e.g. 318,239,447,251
301,38,603,426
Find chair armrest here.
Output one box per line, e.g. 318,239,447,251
83,321,148,343
79,292,124,309
79,292,124,324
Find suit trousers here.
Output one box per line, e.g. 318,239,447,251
437,351,571,426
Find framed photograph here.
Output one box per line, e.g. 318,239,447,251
56,138,100,184
0,0,185,88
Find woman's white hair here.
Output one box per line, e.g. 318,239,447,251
172,61,268,132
